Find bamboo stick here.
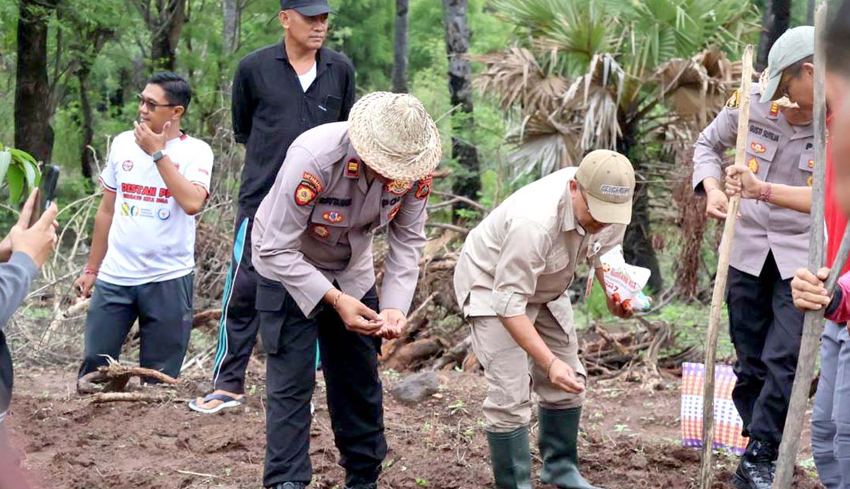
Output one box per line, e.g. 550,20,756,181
698,44,754,489
773,5,835,487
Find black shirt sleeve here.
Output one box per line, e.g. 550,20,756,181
340,59,356,121
232,59,255,145
827,286,844,317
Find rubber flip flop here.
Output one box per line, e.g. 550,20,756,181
188,393,246,414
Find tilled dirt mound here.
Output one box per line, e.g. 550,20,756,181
4,368,822,489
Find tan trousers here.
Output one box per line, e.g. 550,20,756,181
470,306,586,433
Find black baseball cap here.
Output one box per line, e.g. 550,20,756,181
281,0,335,16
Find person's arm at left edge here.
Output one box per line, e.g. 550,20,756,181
377,178,430,339
134,121,209,215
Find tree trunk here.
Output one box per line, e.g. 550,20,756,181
392,0,410,93
222,0,239,56
756,0,792,71
442,0,481,220
14,0,57,164
150,0,187,71
618,129,664,293
624,178,664,293
78,70,95,180
68,22,113,182
807,0,815,24
673,153,707,300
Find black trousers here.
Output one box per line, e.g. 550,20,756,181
211,211,261,394
77,273,194,380
727,252,804,445
258,277,386,487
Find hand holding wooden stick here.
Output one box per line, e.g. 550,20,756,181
698,44,755,489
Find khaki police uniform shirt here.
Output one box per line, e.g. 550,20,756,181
453,167,626,331
252,121,432,318
692,85,814,280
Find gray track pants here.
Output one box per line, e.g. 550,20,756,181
812,320,850,488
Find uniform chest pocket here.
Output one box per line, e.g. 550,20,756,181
369,202,403,233
544,248,570,273
745,135,778,177
798,153,815,187
309,204,349,245
321,95,343,123
798,153,815,173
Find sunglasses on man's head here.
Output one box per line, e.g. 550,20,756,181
136,93,177,111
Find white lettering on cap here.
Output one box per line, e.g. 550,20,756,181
600,185,630,196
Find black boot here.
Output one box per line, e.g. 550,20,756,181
269,483,306,489
486,426,533,489
732,440,778,489
538,406,602,489
344,484,377,489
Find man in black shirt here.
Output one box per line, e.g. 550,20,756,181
191,0,355,414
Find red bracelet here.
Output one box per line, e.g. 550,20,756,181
757,183,772,203
83,267,98,276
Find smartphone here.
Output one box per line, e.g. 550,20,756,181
29,165,60,227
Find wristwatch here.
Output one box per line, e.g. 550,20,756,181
152,149,169,162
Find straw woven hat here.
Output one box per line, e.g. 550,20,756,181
348,92,442,181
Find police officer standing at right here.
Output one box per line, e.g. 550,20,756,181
692,27,816,489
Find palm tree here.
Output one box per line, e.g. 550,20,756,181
475,0,760,292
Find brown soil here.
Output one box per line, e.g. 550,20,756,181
4,368,823,489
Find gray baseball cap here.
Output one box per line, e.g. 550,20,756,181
281,0,335,16
760,26,815,103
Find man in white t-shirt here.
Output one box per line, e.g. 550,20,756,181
74,72,214,383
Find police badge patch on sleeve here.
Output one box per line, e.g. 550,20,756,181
295,182,318,206
415,174,433,200
294,171,323,206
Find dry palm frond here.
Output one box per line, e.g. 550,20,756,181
575,53,626,152
506,133,572,179
474,47,566,116
654,48,736,126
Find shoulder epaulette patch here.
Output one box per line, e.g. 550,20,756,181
726,89,740,110
770,102,779,117
345,158,360,179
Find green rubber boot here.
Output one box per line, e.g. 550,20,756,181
486,426,533,489
538,406,602,489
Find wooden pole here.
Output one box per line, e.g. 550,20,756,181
772,4,833,488
698,44,755,489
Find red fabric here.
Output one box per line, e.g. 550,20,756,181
825,127,850,274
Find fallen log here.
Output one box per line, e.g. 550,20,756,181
193,309,222,327
90,392,170,404
78,357,178,394
384,338,443,371
430,335,471,371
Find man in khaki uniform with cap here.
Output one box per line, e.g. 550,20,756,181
252,92,440,489
454,150,636,489
692,26,815,489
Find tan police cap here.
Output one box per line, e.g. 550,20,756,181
575,150,635,225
